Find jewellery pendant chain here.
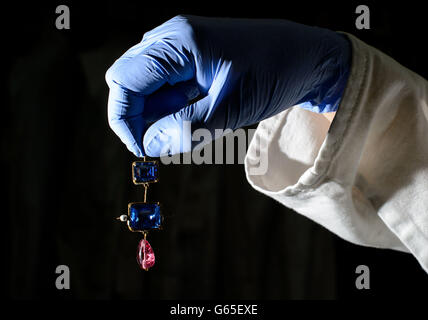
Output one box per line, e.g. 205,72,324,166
117,156,161,271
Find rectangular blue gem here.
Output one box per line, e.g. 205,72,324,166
132,161,158,184
128,202,161,231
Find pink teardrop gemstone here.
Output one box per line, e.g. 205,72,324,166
137,239,155,270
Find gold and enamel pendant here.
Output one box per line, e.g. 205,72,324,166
117,157,162,271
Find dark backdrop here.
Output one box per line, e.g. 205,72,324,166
4,0,428,299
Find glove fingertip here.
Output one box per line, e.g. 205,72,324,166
127,141,144,158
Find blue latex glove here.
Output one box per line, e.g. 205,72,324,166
105,15,351,157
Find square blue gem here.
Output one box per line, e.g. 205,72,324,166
132,161,158,184
128,203,161,231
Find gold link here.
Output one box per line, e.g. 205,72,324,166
143,183,148,202
142,156,149,203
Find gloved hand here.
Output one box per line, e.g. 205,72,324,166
105,15,351,157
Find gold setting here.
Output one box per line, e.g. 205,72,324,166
126,201,163,233
131,160,159,185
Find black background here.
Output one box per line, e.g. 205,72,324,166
4,0,428,300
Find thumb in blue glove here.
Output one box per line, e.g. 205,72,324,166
105,15,351,157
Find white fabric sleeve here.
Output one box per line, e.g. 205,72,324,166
244,32,428,273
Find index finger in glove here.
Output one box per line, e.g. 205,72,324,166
105,16,196,156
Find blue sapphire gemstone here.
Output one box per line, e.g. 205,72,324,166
132,161,158,184
128,202,162,231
